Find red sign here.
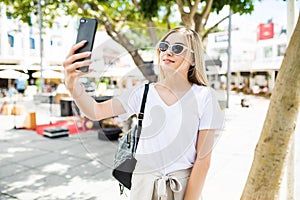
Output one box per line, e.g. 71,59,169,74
257,22,274,40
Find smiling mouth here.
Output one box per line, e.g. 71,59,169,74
163,59,175,63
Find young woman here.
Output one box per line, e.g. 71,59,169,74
63,27,224,200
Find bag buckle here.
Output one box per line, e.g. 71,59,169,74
138,113,144,120
126,133,131,148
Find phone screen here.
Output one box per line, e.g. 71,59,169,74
75,18,98,72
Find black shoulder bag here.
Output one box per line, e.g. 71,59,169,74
112,83,149,193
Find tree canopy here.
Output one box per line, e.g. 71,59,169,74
1,0,255,39
0,0,256,80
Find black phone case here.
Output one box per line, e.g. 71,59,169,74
75,18,98,72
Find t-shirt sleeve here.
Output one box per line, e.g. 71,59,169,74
115,84,145,121
198,87,224,130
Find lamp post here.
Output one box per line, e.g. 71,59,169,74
226,7,232,108
38,0,44,93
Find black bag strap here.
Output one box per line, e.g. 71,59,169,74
133,83,149,152
138,83,149,126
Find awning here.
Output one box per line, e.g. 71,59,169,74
0,65,64,71
0,69,29,79
32,69,64,79
82,66,144,78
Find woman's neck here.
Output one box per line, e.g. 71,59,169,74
159,71,192,92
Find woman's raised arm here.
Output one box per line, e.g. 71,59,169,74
63,40,126,120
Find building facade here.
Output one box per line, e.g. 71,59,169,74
206,20,287,95
0,2,77,90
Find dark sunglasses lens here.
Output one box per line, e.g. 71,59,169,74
172,45,184,54
159,43,169,52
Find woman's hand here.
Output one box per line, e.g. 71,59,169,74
62,40,92,94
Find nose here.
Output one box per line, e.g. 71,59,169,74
165,47,173,56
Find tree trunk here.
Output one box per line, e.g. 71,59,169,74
99,16,157,82
147,20,158,46
79,3,157,82
241,13,300,200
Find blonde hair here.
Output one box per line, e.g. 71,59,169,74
157,27,209,86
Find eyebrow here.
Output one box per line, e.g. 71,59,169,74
163,41,185,45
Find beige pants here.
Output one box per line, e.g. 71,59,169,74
130,168,192,200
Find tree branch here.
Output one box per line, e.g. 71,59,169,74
203,11,211,29
185,0,192,9
197,0,213,32
190,0,200,17
176,0,186,14
202,0,213,21
176,0,193,28
147,20,158,45
132,0,139,8
164,3,172,30
202,15,229,40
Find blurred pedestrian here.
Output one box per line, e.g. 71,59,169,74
16,78,27,95
7,84,17,97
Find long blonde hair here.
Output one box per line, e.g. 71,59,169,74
157,27,209,86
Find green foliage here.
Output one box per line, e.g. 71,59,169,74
1,0,66,27
138,0,255,17
0,0,256,32
0,0,141,28
121,25,168,49
212,0,254,14
138,0,176,21
138,0,159,19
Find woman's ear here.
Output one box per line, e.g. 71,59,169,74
185,52,195,65
190,60,195,66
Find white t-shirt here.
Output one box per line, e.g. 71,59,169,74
116,83,224,175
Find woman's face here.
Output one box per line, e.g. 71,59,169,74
159,32,194,74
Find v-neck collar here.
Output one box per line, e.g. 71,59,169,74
152,83,195,108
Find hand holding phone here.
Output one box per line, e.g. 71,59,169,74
74,18,98,72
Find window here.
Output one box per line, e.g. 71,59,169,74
263,46,272,58
8,34,14,47
277,44,286,56
50,37,62,47
29,37,35,49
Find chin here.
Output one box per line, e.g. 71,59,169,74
161,64,177,72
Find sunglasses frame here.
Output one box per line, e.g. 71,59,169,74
157,42,194,55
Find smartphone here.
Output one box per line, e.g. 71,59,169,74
74,18,98,72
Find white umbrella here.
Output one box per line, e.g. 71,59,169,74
0,69,29,79
82,66,144,78
32,69,64,79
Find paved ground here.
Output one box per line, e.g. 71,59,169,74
0,92,299,200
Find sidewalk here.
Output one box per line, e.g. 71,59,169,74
0,97,127,200
0,92,299,200
204,93,300,199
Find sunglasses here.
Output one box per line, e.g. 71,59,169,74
157,42,194,55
